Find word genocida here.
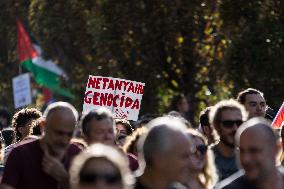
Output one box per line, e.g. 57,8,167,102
84,76,144,109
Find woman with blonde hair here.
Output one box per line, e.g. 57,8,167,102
183,129,218,189
70,143,135,189
122,126,148,156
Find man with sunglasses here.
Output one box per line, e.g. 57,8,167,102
210,99,248,181
216,117,284,189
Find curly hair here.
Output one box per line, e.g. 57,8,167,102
123,126,148,155
12,108,42,141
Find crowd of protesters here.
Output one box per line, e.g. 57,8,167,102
0,87,283,189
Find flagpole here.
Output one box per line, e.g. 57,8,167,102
19,63,22,74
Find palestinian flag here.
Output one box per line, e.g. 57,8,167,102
271,102,284,129
17,19,74,98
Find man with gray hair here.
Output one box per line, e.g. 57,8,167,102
80,107,116,146
1,102,81,189
216,117,284,189
135,116,191,189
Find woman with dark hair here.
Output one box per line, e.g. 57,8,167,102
115,119,134,147
168,93,189,120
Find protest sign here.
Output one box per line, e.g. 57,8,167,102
12,73,32,109
83,75,145,121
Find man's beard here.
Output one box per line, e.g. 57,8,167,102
47,143,68,158
220,135,235,149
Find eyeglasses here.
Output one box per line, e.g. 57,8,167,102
221,120,243,128
195,144,208,155
79,172,121,185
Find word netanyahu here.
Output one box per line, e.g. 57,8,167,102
87,76,144,94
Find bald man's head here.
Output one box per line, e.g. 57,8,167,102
235,117,278,181
236,117,276,148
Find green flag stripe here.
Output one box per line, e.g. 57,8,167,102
22,59,74,98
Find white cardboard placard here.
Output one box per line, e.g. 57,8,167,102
12,73,32,109
83,75,145,121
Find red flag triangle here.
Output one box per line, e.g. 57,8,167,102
271,102,284,129
17,19,38,62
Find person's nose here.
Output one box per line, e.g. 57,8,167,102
94,179,109,189
256,103,262,111
231,123,239,130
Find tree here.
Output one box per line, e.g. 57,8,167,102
3,0,283,123
220,0,284,109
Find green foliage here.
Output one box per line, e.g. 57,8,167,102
220,0,284,109
1,0,284,122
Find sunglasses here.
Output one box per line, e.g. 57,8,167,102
79,172,121,185
221,120,243,128
195,144,208,155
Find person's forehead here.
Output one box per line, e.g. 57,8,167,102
245,93,265,103
90,118,114,129
47,108,75,120
46,109,76,128
171,132,191,150
82,158,117,173
221,109,242,119
240,127,267,147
